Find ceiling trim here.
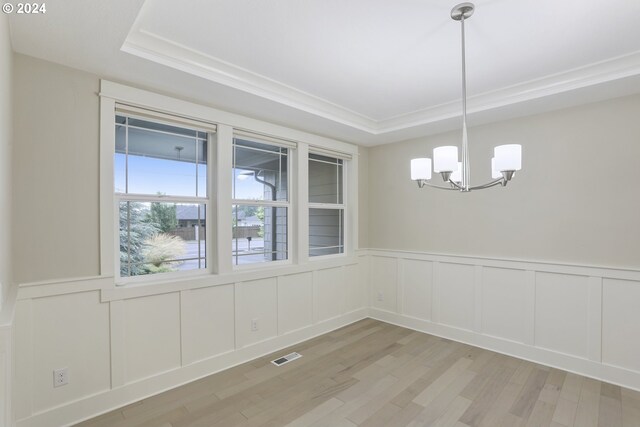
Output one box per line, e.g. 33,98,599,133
378,50,640,133
122,29,379,133
122,26,640,135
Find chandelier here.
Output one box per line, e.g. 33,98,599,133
411,2,522,192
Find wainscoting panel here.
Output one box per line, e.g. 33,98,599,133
316,267,346,321
481,267,527,342
400,259,432,321
277,272,313,335
438,262,475,331
534,272,589,358
123,293,181,384
370,256,397,312
602,278,640,372
344,264,362,313
29,291,110,415
235,278,278,348
181,285,235,365
358,255,370,307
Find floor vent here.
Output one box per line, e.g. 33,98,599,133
271,352,302,367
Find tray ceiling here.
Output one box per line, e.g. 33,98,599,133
8,0,640,145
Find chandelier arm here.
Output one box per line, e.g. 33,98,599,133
447,179,465,191
418,181,460,191
467,178,506,191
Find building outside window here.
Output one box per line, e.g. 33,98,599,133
308,153,345,257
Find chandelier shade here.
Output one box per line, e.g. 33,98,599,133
494,144,522,172
410,158,432,180
433,146,459,173
410,2,523,192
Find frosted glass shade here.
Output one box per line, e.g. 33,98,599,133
491,157,501,179
410,158,432,180
494,144,522,171
433,146,458,172
450,162,462,183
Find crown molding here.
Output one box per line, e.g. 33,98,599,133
121,29,379,133
121,27,640,136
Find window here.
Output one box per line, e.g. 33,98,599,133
115,113,211,278
232,136,289,265
308,153,345,256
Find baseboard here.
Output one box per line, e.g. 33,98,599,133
369,308,640,392
16,308,368,427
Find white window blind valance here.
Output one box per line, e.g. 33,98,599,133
309,146,353,161
233,129,298,150
115,103,218,133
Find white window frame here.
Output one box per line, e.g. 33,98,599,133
231,133,293,270
108,106,216,285
99,80,359,291
308,152,347,259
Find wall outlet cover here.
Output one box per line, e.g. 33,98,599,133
53,368,69,387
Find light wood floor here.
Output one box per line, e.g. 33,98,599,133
76,319,640,427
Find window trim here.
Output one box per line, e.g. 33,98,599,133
99,80,359,290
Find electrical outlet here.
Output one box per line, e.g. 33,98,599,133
53,368,68,388
251,318,259,332
377,291,383,301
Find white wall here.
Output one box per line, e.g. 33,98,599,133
0,13,14,427
12,55,100,284
368,94,640,269
0,5,13,310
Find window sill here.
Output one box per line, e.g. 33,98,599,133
101,256,360,302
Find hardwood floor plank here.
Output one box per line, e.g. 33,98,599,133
284,397,343,427
478,380,528,427
510,367,550,418
598,395,623,427
357,402,403,427
310,375,398,427
432,396,473,427
573,378,601,427
413,357,473,406
524,399,556,427
407,369,476,426
552,397,578,426
622,388,640,427
346,364,430,424
459,355,519,426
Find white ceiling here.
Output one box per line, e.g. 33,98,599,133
8,0,640,145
